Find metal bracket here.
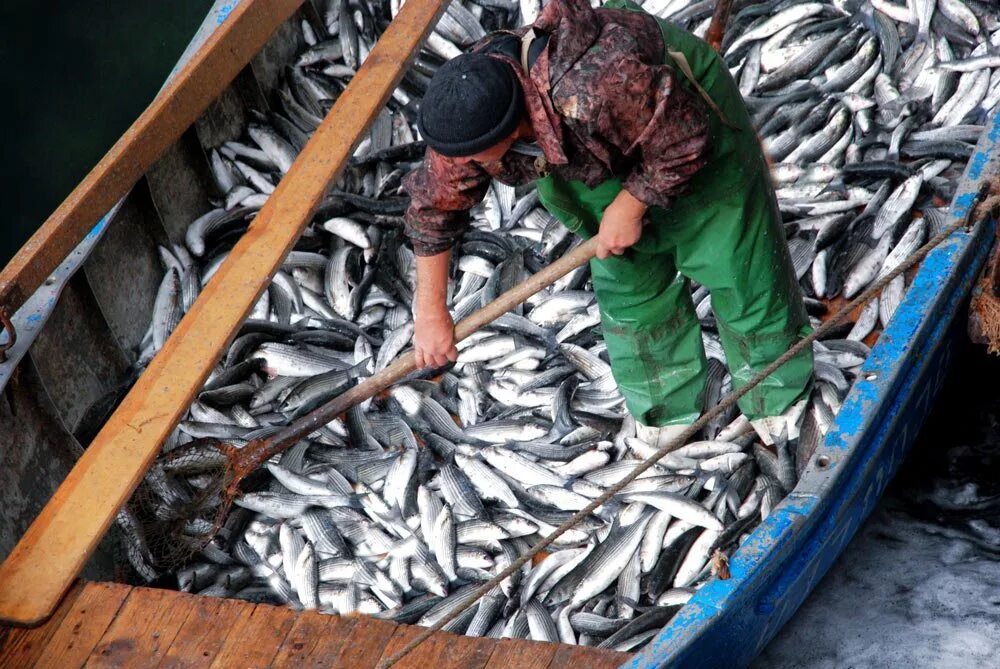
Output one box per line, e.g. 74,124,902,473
0,307,14,363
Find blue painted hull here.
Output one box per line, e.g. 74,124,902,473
624,114,1000,668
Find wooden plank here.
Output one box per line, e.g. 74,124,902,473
0,0,303,315
31,582,131,669
378,625,498,669
0,0,447,627
547,644,632,669
30,273,130,436
271,612,357,668
483,639,558,669
158,596,246,669
81,180,168,355
0,582,85,669
327,618,399,669
209,603,296,668
145,129,215,244
85,587,198,668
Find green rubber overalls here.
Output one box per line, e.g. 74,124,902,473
535,1,813,426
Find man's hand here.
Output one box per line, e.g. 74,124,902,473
414,250,457,369
596,189,648,260
414,308,458,369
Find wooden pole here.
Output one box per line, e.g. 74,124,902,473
705,0,736,53
0,0,448,626
242,237,601,467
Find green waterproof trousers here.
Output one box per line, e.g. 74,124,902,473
535,1,813,425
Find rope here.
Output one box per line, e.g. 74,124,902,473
377,186,993,668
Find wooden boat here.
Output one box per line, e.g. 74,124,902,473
1,0,997,667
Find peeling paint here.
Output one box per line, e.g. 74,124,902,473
969,152,989,180
217,1,239,25
953,192,977,219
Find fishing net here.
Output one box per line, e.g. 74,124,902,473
122,226,599,580
124,439,235,579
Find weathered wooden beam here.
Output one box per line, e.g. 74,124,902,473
0,0,447,626
0,0,303,316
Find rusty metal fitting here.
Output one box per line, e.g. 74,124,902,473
0,306,14,363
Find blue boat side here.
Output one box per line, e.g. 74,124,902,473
625,110,1000,669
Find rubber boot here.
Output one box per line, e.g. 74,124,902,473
751,399,808,446
635,422,691,452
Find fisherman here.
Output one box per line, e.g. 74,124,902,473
403,0,813,449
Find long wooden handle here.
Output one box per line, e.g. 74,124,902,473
252,237,601,463
705,0,736,53
457,237,600,338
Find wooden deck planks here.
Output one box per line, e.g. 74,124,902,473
378,624,498,669
325,617,399,669
1,583,635,668
271,612,357,668
208,602,297,668
0,582,84,669
548,643,632,669
158,596,246,669
483,638,558,669
86,587,199,668
31,582,131,669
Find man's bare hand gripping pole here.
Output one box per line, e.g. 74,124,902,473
595,188,648,259
414,250,459,369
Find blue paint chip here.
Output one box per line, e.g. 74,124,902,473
955,192,976,210
84,212,112,241
990,119,1000,142
969,152,989,180
952,191,977,219
216,1,238,24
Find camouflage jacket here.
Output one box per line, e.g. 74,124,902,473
402,0,710,256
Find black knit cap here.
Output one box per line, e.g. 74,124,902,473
418,53,524,158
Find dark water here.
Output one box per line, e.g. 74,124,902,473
0,0,211,267
757,336,1000,667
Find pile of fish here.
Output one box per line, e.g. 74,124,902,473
115,0,999,652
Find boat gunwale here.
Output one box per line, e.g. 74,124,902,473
626,110,1000,667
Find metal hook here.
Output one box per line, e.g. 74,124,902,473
0,306,15,363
